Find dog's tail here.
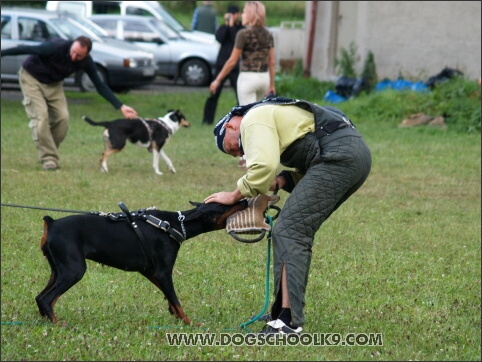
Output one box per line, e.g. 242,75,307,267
82,116,110,127
41,216,54,250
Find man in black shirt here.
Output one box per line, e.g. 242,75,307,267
201,4,243,125
1,36,138,170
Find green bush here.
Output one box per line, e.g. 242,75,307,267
428,77,481,133
361,51,378,91
334,42,358,78
343,77,481,134
275,74,334,101
276,66,480,134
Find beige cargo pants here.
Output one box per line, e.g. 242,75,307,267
18,66,69,167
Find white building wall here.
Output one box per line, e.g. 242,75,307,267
305,1,481,81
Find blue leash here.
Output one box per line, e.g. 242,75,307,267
239,215,273,331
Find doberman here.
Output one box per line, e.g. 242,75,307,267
36,200,248,325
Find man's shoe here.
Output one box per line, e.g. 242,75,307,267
42,161,58,171
258,319,302,335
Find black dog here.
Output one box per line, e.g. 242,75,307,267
36,200,248,325
83,110,190,175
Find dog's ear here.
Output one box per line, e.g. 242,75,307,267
189,201,202,207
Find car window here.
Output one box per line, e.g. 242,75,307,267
57,2,88,17
1,15,12,39
125,7,152,16
70,16,109,37
90,19,117,37
50,18,94,40
148,18,179,40
18,18,60,41
123,20,157,42
92,2,121,15
151,5,185,33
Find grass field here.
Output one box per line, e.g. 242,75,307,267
1,79,480,361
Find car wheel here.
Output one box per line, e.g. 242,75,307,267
180,59,210,86
76,65,107,92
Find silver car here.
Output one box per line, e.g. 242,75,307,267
1,7,157,92
89,15,219,87
46,1,217,45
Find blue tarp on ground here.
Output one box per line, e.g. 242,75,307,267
374,79,429,92
323,90,348,103
324,67,462,103
324,79,429,103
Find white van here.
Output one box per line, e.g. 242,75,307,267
46,1,216,44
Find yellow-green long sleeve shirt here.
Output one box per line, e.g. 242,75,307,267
238,104,314,197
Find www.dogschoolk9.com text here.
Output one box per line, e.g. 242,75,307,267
166,332,383,347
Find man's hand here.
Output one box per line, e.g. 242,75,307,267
269,175,286,192
204,189,243,205
120,104,138,119
224,13,235,26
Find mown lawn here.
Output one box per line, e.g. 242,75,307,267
1,80,480,360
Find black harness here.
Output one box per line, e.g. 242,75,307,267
113,202,185,244
104,202,186,269
0,201,184,270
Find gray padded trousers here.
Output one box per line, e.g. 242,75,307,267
271,127,372,327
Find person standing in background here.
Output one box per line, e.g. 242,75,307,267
209,1,276,168
191,1,217,34
209,1,275,104
1,36,138,171
202,4,244,125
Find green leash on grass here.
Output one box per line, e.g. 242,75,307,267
239,215,273,331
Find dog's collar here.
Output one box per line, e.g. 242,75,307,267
139,118,154,140
154,114,179,135
169,228,185,244
138,117,174,136
177,211,187,240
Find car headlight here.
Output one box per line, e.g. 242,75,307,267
123,58,138,68
123,54,154,68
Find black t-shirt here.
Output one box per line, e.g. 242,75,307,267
2,38,122,109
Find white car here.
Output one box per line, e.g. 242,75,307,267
1,7,157,92
89,15,219,86
46,0,216,45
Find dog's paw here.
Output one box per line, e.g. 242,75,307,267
155,170,164,176
170,167,177,174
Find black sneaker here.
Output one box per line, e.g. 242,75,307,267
249,313,271,322
258,319,302,335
